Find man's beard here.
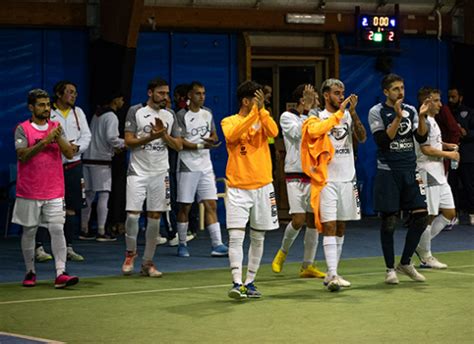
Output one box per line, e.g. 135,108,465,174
448,101,459,111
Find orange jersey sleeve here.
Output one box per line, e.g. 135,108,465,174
221,105,278,189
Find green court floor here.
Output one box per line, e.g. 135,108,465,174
1,251,473,344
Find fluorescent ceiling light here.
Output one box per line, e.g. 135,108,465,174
286,13,326,24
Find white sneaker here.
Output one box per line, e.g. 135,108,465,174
35,246,53,262
385,269,399,284
420,256,448,269
168,234,195,247
470,214,474,226
67,247,84,262
336,275,351,287
156,236,167,246
325,275,341,292
396,263,426,282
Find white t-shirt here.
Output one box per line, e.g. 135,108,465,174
318,109,355,182
124,105,181,176
176,108,215,172
280,109,308,173
416,116,446,185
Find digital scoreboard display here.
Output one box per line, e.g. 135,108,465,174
360,15,398,43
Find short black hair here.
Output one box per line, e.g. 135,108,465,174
381,73,403,91
28,89,49,106
188,81,205,92
448,86,463,97
147,77,168,92
417,86,440,105
237,80,262,105
53,80,77,98
292,84,306,103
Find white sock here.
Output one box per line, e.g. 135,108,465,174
336,236,344,263
81,190,95,232
125,213,140,252
143,218,160,261
244,230,266,285
177,222,189,245
96,192,109,235
417,225,432,258
323,236,338,277
48,222,67,276
281,222,300,253
21,226,38,273
207,222,223,247
431,215,451,240
228,230,245,285
302,227,318,268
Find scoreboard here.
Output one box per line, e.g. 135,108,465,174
360,15,397,42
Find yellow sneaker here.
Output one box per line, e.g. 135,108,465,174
299,265,326,279
271,249,287,273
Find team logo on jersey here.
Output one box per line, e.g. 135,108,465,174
252,122,261,131
330,123,349,141
189,124,210,137
402,110,410,118
125,121,131,128
144,114,151,118
460,111,468,118
240,145,247,156
397,118,412,136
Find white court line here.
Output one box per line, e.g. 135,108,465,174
0,331,64,344
1,264,473,306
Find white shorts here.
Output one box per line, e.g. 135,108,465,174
83,165,112,192
126,172,171,212
226,183,279,230
12,197,65,227
286,180,312,214
425,183,455,215
177,170,218,203
320,181,361,222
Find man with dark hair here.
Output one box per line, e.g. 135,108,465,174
175,81,228,257
415,87,458,268
221,80,279,299
448,87,474,225
49,80,91,262
122,77,183,277
13,89,78,288
80,93,126,241
368,73,429,284
271,84,325,279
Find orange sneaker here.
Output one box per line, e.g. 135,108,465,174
122,251,137,275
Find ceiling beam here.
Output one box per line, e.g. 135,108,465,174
141,6,452,36
0,2,86,27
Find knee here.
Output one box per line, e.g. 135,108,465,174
250,230,265,246
442,209,456,221
407,211,429,232
291,214,305,229
381,213,398,234
203,200,217,212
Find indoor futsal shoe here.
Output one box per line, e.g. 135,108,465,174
228,283,247,300
140,261,163,278
122,251,137,275
54,272,79,289
177,243,190,257
419,256,448,269
325,276,341,292
211,244,228,257
299,265,326,278
396,263,426,282
385,269,399,284
244,282,262,298
22,271,36,287
271,249,287,273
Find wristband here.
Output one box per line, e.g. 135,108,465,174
197,143,204,150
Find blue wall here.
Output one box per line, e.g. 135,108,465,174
0,29,89,186
131,32,238,180
339,36,451,215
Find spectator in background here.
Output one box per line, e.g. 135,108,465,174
80,92,126,241
448,87,474,225
49,80,91,262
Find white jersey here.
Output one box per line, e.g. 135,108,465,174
280,109,308,173
416,116,446,185
176,107,215,172
318,109,355,182
50,105,91,163
124,105,181,176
